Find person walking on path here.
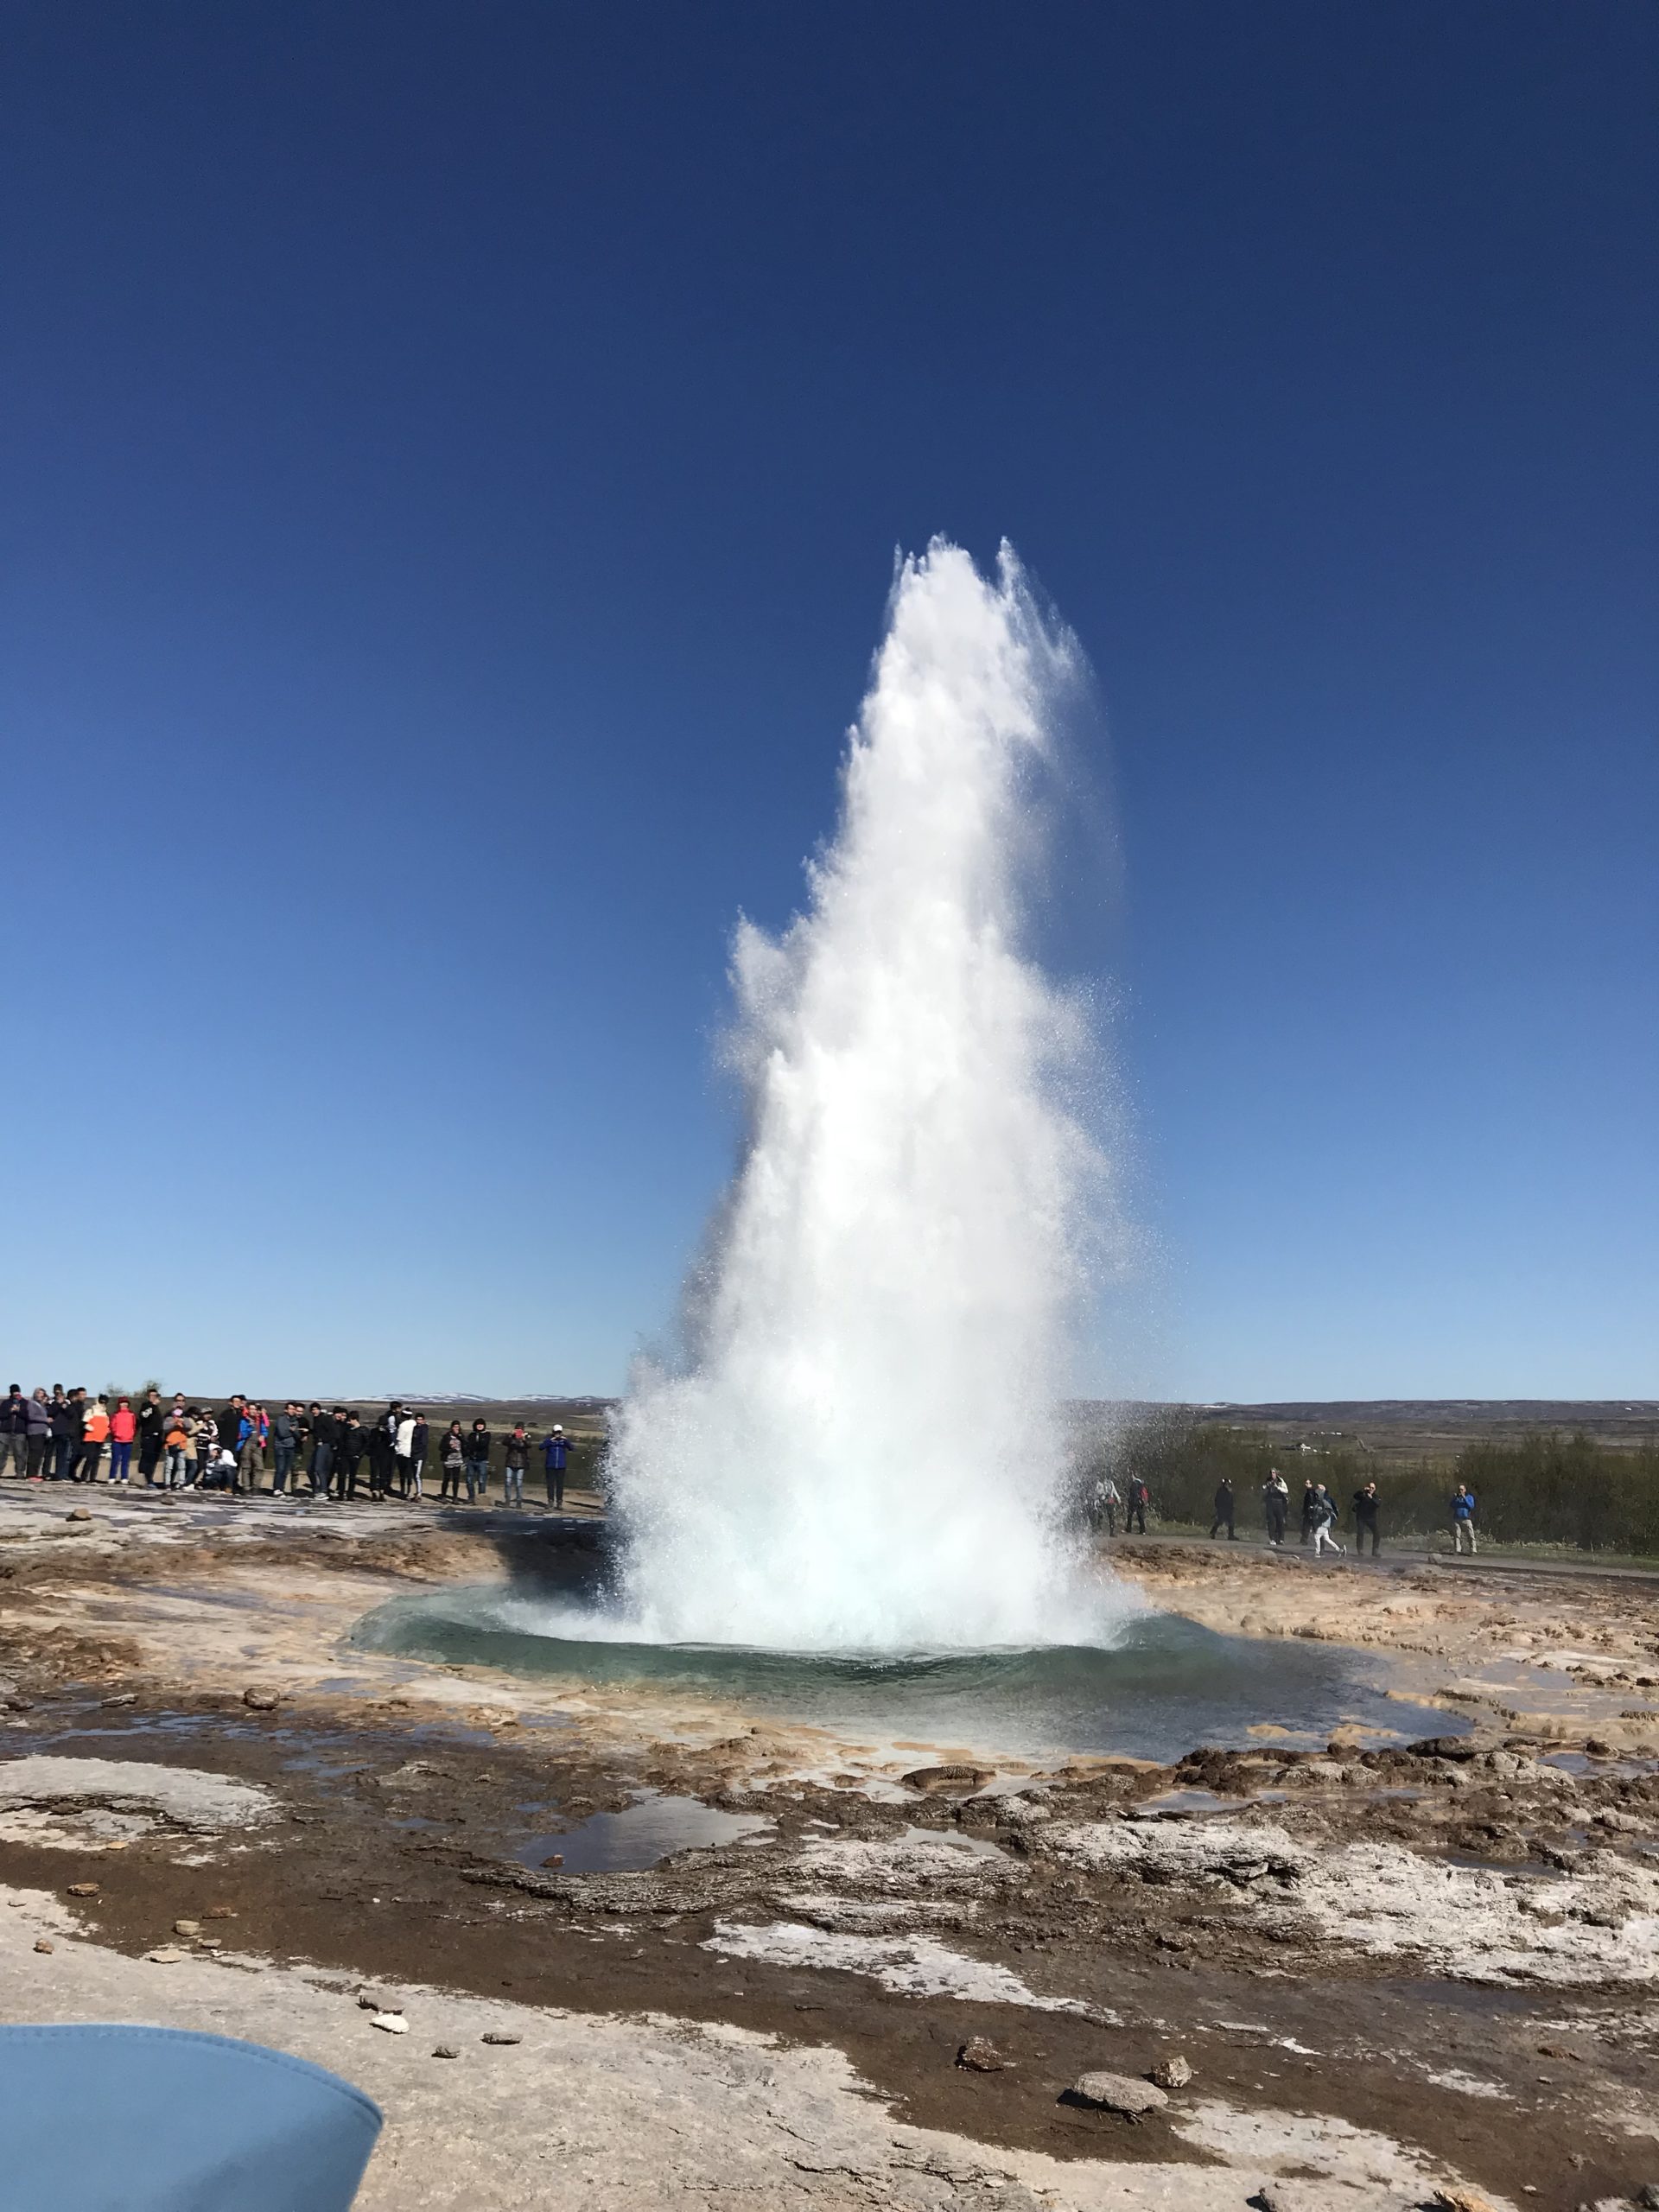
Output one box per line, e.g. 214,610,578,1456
24,1388,51,1480
0,1386,28,1480
1310,1483,1344,1558
439,1421,466,1502
1352,1480,1381,1558
108,1398,137,1485
270,1404,299,1493
137,1388,166,1487
1262,1467,1289,1548
1125,1477,1149,1535
542,1424,571,1510
1451,1483,1478,1554
464,1420,491,1503
1300,1478,1320,1546
1210,1477,1236,1540
502,1423,530,1508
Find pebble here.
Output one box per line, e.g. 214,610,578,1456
481,2032,523,2047
1149,2053,1192,2089
370,2013,409,2035
432,2045,460,2060
174,1919,201,1936
242,1688,281,1711
204,1905,238,1921
145,1947,186,1965
357,1993,400,2012
33,1939,54,1955
66,1508,92,1523
1065,2070,1168,2118
67,1883,99,1898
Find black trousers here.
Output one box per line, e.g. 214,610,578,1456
1210,1509,1235,1538
1265,1506,1287,1544
1354,1516,1380,1555
1125,1502,1147,1532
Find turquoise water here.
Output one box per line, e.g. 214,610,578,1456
353,1579,1423,1762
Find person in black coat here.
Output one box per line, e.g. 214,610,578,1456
1209,1477,1236,1540
137,1389,167,1487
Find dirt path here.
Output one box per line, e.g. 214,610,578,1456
3,1482,1658,2208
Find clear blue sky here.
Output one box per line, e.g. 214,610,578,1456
3,3,1654,1401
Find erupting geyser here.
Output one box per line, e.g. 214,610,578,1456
601,540,1132,1650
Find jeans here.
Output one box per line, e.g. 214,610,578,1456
165,1446,190,1487
503,1465,524,1506
109,1441,132,1484
309,1443,333,1495
465,1459,487,1502
272,1444,295,1492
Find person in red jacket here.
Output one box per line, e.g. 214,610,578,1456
108,1398,137,1486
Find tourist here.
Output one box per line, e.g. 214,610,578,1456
195,1409,219,1484
1352,1479,1381,1557
270,1403,300,1493
408,1413,428,1501
137,1388,166,1487
109,1397,136,1485
502,1423,530,1508
1309,1483,1344,1558
542,1423,570,1510
393,1408,417,1498
1262,1467,1289,1548
440,1421,467,1503
162,1397,191,1488
236,1401,264,1494
1209,1476,1236,1541
218,1396,248,1491
78,1394,110,1484
46,1387,70,1480
1300,1478,1319,1546
0,1385,28,1480
464,1419,491,1503
1090,1471,1121,1536
61,1388,88,1482
25,1388,51,1480
366,1408,393,1498
308,1402,336,1499
1125,1476,1149,1535
1451,1483,1478,1555
337,1411,366,1498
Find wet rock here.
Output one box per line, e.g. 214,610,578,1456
1149,2052,1192,2088
1064,2069,1167,2117
370,2012,408,2034
481,2031,522,2046
901,1764,993,1795
957,2037,1010,2071
1594,1808,1642,1833
241,1688,281,1711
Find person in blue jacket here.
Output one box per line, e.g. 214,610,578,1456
542,1422,570,1510
1451,1483,1478,1555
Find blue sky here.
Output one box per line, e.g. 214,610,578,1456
3,3,1654,1401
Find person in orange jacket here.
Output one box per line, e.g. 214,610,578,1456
108,1397,137,1485
79,1395,111,1484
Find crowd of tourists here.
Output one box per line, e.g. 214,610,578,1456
0,1387,581,1511
1088,1466,1482,1558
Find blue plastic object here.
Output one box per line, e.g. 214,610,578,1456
0,2024,383,2210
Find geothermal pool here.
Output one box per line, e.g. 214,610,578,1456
353,1581,1414,1764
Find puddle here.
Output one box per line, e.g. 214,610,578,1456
512,1791,772,1873
898,1823,1003,1858
1130,1789,1248,1820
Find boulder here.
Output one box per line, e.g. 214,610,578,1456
1149,2053,1192,2089
957,2037,1010,2072
1065,2070,1167,2118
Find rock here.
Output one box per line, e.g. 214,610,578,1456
1149,2053,1192,2089
357,1993,399,2012
957,2037,1010,2071
1637,2189,1659,2210
102,1694,138,1709
33,1939,54,1955
1594,1808,1642,1833
242,1688,281,1711
66,1508,92,1523
145,1946,186,1964
900,1764,993,1794
1408,1737,1479,1762
173,1919,201,1936
432,2044,460,2060
1431,2189,1503,2212
66,1883,99,1898
204,1904,237,1920
538,1853,563,1868
370,2013,409,2034
481,2031,522,2046
1065,2069,1168,2118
